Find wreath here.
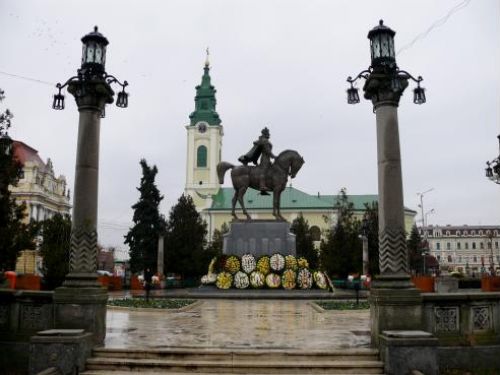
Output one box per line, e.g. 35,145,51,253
265,273,281,288
224,256,241,274
234,271,250,289
297,257,309,269
285,255,298,271
313,271,328,290
256,256,271,275
281,269,297,290
270,253,285,272
201,273,217,285
216,272,233,289
249,271,265,288
241,254,256,273
297,268,313,289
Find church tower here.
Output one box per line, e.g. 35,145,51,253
185,54,223,209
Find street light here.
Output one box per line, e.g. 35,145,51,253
51,26,129,345
485,135,500,185
359,217,370,276
52,26,129,115
346,20,426,345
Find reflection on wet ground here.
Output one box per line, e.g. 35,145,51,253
105,299,370,349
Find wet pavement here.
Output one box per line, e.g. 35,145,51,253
105,299,370,350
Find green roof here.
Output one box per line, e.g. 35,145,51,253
189,64,221,126
210,187,378,211
208,187,416,213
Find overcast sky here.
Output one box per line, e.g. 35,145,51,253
1,0,499,258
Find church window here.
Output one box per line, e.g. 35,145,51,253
488,242,492,249
473,256,477,263
480,242,484,250
472,242,476,250
447,255,452,263
446,242,451,250
310,226,321,241
197,145,207,167
495,241,499,249
465,242,469,250
457,242,461,250
436,242,440,250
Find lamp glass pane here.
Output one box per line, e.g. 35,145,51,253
86,42,95,63
388,36,395,57
372,36,381,58
95,45,102,64
81,45,86,65
380,34,389,57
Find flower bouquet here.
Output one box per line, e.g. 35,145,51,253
297,268,313,289
285,255,298,271
224,255,241,274
265,273,281,288
216,272,233,289
270,253,285,272
234,271,250,289
241,254,256,273
201,273,217,285
249,271,265,288
256,256,271,275
281,269,297,290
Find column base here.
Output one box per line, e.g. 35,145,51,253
53,286,108,345
370,274,423,347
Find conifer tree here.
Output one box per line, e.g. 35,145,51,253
291,213,318,269
164,194,207,278
125,159,165,274
206,222,228,257
319,188,362,278
0,89,37,270
408,224,424,274
40,214,71,289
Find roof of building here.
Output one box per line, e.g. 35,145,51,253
189,62,221,126
208,186,416,213
13,140,46,168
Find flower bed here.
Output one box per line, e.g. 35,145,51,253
201,253,331,291
108,298,196,309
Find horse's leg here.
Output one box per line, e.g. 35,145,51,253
232,189,239,220
237,187,251,220
274,190,285,221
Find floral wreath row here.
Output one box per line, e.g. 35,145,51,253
217,253,310,275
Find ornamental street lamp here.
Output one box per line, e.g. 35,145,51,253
346,20,426,346
51,26,129,345
360,217,370,276
485,135,500,185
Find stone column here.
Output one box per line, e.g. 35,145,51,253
54,79,114,345
363,72,422,346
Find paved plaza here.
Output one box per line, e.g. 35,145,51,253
105,299,370,350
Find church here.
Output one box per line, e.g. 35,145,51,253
184,59,417,242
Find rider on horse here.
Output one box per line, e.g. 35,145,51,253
238,127,276,195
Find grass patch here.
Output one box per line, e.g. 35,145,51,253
315,300,370,310
108,298,196,309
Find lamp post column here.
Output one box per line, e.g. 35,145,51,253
54,80,113,345
362,235,369,276
364,73,423,346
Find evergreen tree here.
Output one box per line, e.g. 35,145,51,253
164,194,207,278
291,213,318,269
319,188,362,278
0,89,37,270
206,222,228,257
125,159,165,274
40,214,71,289
363,202,380,276
408,224,424,275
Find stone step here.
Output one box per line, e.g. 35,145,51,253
83,372,384,375
85,357,384,374
92,347,380,362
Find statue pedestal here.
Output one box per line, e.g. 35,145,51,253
223,220,296,257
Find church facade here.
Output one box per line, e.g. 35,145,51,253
184,60,417,241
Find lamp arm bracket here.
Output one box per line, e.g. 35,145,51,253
396,70,423,84
347,68,371,85
104,74,128,89
55,76,80,93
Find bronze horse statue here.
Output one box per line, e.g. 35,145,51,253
217,150,305,221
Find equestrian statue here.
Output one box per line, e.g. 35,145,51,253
217,127,305,221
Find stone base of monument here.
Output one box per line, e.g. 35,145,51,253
223,220,296,256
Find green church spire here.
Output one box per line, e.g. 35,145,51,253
189,50,221,126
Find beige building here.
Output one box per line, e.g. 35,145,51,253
184,62,417,241
11,140,71,223
10,140,71,275
420,225,500,274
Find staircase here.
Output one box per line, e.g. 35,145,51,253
82,347,384,374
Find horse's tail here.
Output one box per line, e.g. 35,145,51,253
217,162,234,184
